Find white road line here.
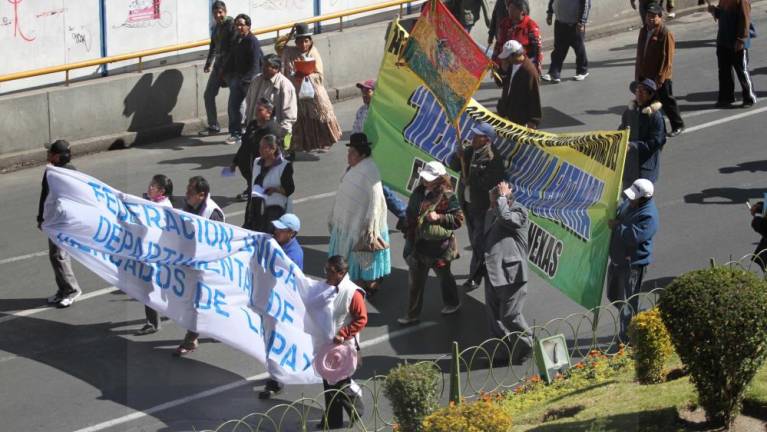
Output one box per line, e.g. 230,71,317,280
70,321,438,432
0,286,119,325
0,250,47,265
0,192,337,266
686,105,767,134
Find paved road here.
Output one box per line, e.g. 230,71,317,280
2,6,767,431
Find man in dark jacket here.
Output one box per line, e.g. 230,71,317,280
225,14,264,145
636,2,684,136
749,200,767,270
607,178,659,342
619,79,667,186
708,0,757,108
543,0,591,83
38,140,82,308
449,122,506,292
497,39,542,128
200,1,236,136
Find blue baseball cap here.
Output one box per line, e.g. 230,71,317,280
272,213,301,232
470,122,497,140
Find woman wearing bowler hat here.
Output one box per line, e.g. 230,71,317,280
328,133,391,295
275,22,341,154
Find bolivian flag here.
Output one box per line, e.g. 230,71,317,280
402,0,492,122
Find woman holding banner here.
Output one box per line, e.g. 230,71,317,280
136,175,174,336
276,22,341,153
327,133,391,296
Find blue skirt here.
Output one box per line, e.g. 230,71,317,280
328,229,391,282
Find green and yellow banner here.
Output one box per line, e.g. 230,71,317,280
366,20,629,310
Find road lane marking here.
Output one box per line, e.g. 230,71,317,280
0,286,120,325
0,250,48,265
0,192,337,266
70,321,438,432
685,105,767,134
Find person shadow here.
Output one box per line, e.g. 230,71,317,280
121,69,185,148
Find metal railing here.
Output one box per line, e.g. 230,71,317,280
0,0,419,85
198,253,767,431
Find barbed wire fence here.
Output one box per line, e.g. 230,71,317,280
201,253,767,431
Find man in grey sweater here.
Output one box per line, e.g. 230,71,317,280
542,0,591,83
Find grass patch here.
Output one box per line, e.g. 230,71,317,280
506,357,767,431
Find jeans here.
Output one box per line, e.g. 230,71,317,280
382,185,407,219
606,263,646,342
48,239,81,298
227,76,249,136
548,20,588,78
203,65,225,129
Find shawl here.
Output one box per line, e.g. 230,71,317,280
328,158,389,267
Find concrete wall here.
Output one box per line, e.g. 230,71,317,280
0,0,710,172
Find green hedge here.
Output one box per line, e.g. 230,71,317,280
659,266,767,426
383,362,440,432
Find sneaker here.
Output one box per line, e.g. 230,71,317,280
541,73,561,83
667,11,676,19
440,304,461,315
224,135,241,145
742,100,756,108
172,342,198,357
47,293,64,304
235,191,249,202
573,72,590,81
57,292,81,308
135,324,158,336
462,280,480,293
198,126,221,137
397,316,420,326
668,127,685,137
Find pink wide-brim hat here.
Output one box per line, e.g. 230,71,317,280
313,343,358,385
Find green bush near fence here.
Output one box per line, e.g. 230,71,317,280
383,362,440,432
659,266,767,426
422,398,512,432
628,308,674,384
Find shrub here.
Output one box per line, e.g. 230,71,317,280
422,399,512,432
383,362,440,432
659,266,767,426
628,308,673,384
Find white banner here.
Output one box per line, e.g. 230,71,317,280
41,166,336,384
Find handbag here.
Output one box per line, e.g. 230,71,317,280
417,195,452,241
353,230,389,252
298,76,316,100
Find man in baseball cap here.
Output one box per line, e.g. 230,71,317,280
259,213,304,399
607,178,659,341
497,39,542,129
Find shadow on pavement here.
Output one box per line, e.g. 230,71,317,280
684,187,766,205
719,160,767,174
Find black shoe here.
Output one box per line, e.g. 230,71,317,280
743,100,755,108
135,324,158,336
668,127,685,137
316,421,344,430
258,379,283,399
198,126,221,137
235,191,249,202
715,101,734,108
395,216,407,232
462,280,480,293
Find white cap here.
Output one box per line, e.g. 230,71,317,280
419,160,447,182
498,40,524,60
623,178,654,200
